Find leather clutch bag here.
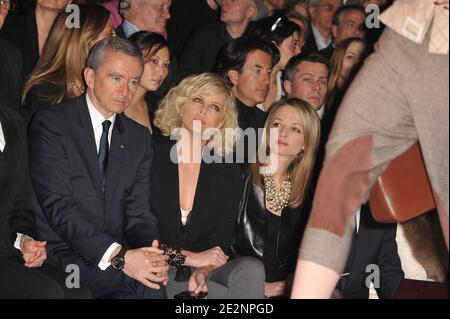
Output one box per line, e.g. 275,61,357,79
369,143,435,223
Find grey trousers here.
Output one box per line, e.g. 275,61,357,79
166,257,265,299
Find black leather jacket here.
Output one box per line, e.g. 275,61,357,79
231,173,311,282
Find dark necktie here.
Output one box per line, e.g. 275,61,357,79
98,120,111,191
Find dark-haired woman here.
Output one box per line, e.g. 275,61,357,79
245,15,301,111
125,31,170,133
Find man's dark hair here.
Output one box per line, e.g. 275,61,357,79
215,37,280,85
87,36,143,71
284,53,331,81
332,4,366,26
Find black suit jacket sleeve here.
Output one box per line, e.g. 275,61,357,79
124,131,160,248
5,109,37,242
376,223,404,298
28,108,115,264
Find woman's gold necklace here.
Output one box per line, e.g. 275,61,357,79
263,173,292,212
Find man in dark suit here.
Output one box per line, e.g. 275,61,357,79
302,0,342,56
28,37,169,299
337,205,404,298
0,104,62,298
319,5,366,59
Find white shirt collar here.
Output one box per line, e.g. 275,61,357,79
86,93,117,151
86,93,116,131
0,120,5,152
316,105,326,119
122,20,140,38
311,24,332,51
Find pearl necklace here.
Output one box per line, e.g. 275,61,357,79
262,173,292,213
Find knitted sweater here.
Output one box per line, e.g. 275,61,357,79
299,27,449,275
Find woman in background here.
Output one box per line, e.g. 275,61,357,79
322,37,367,143
125,31,170,133
20,4,113,126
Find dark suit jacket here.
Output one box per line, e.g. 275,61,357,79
0,105,36,258
28,94,160,281
340,204,404,299
0,7,39,76
0,38,23,111
176,23,231,83
150,140,243,255
21,81,64,128
319,44,334,60
301,23,320,56
167,0,220,58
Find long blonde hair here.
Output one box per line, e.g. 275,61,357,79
21,4,111,105
154,73,239,156
251,98,320,208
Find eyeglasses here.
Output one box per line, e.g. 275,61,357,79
0,0,15,11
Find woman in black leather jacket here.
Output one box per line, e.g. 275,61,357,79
231,97,320,298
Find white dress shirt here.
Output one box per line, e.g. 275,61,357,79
316,105,326,120
311,24,333,51
0,120,5,152
86,93,116,151
86,94,122,270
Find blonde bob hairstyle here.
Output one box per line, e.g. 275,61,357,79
251,98,320,208
154,73,239,156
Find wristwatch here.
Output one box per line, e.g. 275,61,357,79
111,247,127,270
